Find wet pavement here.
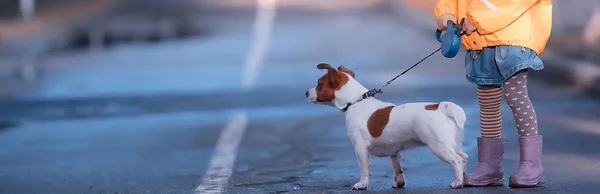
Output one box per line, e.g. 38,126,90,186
1,6,600,194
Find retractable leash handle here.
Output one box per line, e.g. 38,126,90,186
436,18,465,58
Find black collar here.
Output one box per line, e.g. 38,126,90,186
341,88,382,112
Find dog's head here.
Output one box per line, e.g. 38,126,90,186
305,63,366,110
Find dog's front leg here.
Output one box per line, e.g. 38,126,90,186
352,145,370,190
390,154,405,188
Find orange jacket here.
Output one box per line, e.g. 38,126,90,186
433,0,552,55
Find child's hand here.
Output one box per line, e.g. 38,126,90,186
437,14,457,31
463,18,477,35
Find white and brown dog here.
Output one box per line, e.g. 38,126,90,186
305,63,468,190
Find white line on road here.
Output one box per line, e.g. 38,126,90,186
241,0,277,90
194,0,277,193
194,112,248,194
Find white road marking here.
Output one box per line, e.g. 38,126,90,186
194,0,277,193
241,0,278,90
583,6,600,47
19,0,36,20
194,112,248,194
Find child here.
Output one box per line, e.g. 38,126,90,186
433,0,552,188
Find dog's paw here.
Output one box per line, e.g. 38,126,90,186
392,175,405,188
450,179,464,189
352,182,367,190
392,180,405,188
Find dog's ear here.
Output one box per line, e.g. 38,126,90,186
317,63,333,70
337,65,355,78
317,63,341,88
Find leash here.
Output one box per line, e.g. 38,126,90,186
341,19,465,112
341,47,441,112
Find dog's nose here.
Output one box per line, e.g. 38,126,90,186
305,91,309,97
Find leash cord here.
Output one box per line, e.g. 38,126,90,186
379,47,441,89
342,47,443,112
343,22,464,112
372,18,463,93
367,47,442,96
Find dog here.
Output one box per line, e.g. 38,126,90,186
305,63,468,190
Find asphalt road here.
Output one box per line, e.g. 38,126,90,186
1,5,600,194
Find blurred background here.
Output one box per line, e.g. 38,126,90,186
0,0,599,193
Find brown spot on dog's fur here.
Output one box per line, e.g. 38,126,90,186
425,103,439,111
315,63,350,102
367,106,394,138
337,65,355,78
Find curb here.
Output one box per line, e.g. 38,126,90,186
197,0,384,11
0,0,119,83
384,0,600,97
0,0,118,56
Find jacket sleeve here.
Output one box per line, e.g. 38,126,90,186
433,0,457,19
467,0,540,35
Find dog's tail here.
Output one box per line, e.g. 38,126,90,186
438,101,467,130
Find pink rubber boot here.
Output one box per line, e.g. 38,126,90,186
509,135,545,188
464,137,505,187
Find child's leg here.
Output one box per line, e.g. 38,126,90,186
463,48,506,187
477,85,503,138
504,69,545,188
502,69,538,136
493,46,545,188
464,84,506,187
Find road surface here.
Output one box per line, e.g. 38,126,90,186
1,4,600,194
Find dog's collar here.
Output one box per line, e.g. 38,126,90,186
341,88,382,112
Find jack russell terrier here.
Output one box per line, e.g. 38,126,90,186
305,63,468,190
